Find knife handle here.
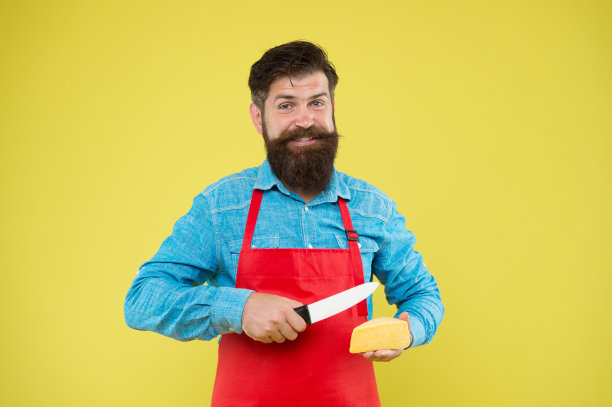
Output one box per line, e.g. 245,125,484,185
293,305,312,325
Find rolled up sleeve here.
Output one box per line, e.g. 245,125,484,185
372,201,444,348
124,194,253,341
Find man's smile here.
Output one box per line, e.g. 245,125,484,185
290,137,317,146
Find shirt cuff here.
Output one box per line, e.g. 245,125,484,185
406,314,426,348
210,286,254,335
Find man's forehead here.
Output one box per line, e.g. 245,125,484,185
268,71,330,97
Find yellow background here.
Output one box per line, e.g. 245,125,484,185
1,1,611,406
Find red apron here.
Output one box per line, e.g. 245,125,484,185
211,189,380,407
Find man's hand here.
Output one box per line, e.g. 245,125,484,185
241,292,307,343
360,311,412,362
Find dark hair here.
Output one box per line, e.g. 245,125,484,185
248,40,339,110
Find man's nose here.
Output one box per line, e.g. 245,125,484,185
295,106,314,129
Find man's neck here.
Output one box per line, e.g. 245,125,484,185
284,184,320,204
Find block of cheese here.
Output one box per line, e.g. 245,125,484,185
349,317,411,353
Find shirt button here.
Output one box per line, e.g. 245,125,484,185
304,206,309,212
308,244,313,249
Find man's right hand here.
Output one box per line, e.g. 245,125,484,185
241,292,307,343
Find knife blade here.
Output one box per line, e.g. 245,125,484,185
293,282,379,325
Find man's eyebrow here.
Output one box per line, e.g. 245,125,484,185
309,92,330,100
273,92,330,102
273,94,296,102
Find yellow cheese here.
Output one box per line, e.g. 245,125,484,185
349,317,411,353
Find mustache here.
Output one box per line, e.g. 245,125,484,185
275,126,338,144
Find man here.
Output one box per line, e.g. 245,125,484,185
125,41,444,407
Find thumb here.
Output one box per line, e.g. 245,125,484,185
399,311,413,347
398,311,411,327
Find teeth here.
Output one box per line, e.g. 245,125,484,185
296,137,313,141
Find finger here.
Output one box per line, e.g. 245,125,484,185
268,329,286,343
397,312,413,346
399,311,411,332
362,351,385,362
254,334,273,344
361,351,375,360
287,309,308,332
362,349,403,362
375,349,395,358
376,349,403,361
279,322,299,341
285,298,304,308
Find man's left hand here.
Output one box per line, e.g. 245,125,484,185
360,311,412,362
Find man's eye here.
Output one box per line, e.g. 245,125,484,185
311,100,325,108
279,104,292,110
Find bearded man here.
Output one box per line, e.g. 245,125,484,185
124,41,444,407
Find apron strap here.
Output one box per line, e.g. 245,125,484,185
242,189,264,251
338,198,369,316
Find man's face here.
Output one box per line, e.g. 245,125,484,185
254,70,335,140
249,71,339,193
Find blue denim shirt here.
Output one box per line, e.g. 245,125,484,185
124,160,444,347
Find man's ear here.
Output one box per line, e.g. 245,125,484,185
249,103,263,135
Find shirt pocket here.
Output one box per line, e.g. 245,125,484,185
229,236,280,274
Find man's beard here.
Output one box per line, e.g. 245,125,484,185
263,125,339,195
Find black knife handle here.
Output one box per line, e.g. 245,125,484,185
293,305,312,325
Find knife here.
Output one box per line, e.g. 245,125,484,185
293,282,379,325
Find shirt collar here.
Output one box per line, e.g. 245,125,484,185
255,159,351,202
